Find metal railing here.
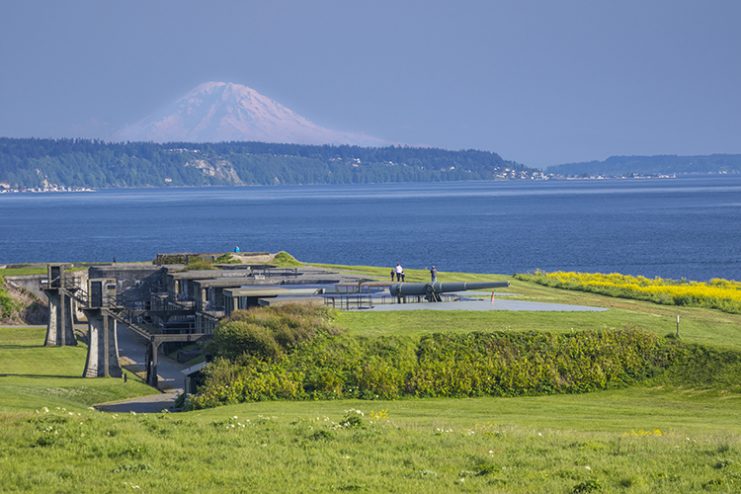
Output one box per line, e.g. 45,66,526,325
324,294,376,310
196,312,220,334
324,292,459,310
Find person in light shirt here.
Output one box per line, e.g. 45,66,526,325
395,262,404,282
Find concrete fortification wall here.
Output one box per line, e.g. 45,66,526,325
88,265,164,306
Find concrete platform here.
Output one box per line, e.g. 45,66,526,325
363,299,607,312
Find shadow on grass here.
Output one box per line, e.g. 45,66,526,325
95,397,176,414
0,373,82,379
0,344,48,349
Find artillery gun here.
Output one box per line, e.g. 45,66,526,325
389,281,510,302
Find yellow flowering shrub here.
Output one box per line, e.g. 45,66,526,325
516,271,741,314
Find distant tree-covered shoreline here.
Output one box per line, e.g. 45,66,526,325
0,138,543,189
548,154,741,177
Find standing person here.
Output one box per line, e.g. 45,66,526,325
430,265,437,283
395,262,403,282
390,267,395,281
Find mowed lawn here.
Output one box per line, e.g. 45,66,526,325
0,327,154,412
1,267,741,493
1,389,739,494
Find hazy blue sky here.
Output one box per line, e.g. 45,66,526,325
1,1,739,166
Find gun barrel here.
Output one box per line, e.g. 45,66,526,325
389,281,509,297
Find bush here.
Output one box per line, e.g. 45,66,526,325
184,257,215,271
213,321,284,360
214,253,241,264
272,251,301,267
210,304,338,360
190,326,693,409
0,287,18,320
0,277,19,321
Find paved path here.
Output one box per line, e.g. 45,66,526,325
93,324,189,413
116,323,189,392
95,390,180,413
366,299,607,312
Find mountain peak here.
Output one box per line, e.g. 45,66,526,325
114,82,382,145
188,81,260,97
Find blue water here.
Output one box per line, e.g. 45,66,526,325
1,177,740,280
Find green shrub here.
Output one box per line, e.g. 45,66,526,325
214,253,241,264
210,304,338,360
213,320,284,360
272,251,301,267
0,288,18,320
184,257,215,271
190,326,701,409
0,278,19,320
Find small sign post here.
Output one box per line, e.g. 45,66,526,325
676,314,680,337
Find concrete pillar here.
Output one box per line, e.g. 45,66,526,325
146,340,160,388
83,311,122,378
44,290,76,346
45,291,59,346
200,287,208,311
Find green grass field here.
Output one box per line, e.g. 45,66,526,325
0,327,155,412
323,265,741,351
0,268,740,493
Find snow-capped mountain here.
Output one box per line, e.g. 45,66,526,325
114,81,382,145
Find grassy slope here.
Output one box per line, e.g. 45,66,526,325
0,263,740,492
0,327,155,412
1,386,739,493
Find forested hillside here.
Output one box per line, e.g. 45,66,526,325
0,138,543,190
548,154,741,177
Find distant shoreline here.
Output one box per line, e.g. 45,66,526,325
3,173,738,195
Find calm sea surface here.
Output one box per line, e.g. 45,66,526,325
1,177,740,280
